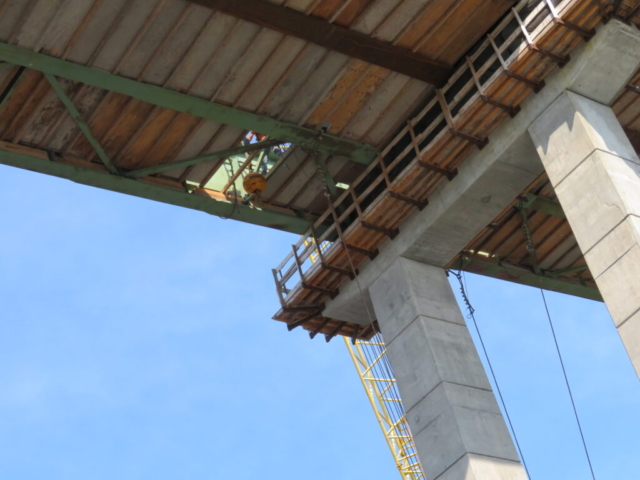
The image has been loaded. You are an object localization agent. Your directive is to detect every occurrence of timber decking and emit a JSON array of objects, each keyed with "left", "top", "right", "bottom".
[{"left": 271, "top": 0, "right": 630, "bottom": 340}]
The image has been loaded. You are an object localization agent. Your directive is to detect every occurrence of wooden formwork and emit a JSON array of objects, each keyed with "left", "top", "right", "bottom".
[
  {"left": 271, "top": 0, "right": 611, "bottom": 341},
  {"left": 453, "top": 41, "right": 640, "bottom": 300}
]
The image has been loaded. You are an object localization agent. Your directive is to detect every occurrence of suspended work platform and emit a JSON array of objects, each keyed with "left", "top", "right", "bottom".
[
  {"left": 2, "top": 1, "right": 640, "bottom": 479},
  {"left": 271, "top": 0, "right": 640, "bottom": 340}
]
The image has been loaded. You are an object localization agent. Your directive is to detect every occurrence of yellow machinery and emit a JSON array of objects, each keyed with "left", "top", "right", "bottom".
[
  {"left": 344, "top": 334, "right": 425, "bottom": 480},
  {"left": 304, "top": 237, "right": 424, "bottom": 478},
  {"left": 243, "top": 171, "right": 267, "bottom": 195}
]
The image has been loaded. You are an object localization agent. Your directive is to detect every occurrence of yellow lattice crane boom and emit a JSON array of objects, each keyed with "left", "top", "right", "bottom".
[
  {"left": 305, "top": 237, "right": 424, "bottom": 478},
  {"left": 345, "top": 335, "right": 425, "bottom": 480}
]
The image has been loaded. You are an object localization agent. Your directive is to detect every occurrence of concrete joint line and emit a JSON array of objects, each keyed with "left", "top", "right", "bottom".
[
  {"left": 615, "top": 304, "right": 640, "bottom": 330},
  {"left": 551, "top": 147, "right": 640, "bottom": 190},
  {"left": 405, "top": 380, "right": 495, "bottom": 436},
  {"left": 613, "top": 26, "right": 640, "bottom": 45},
  {"left": 433, "top": 453, "right": 470, "bottom": 480},
  {"left": 385, "top": 312, "right": 469, "bottom": 346},
  {"left": 529, "top": 89, "right": 567, "bottom": 126},
  {"left": 582, "top": 214, "right": 627, "bottom": 257},
  {"left": 582, "top": 213, "right": 634, "bottom": 266},
  {"left": 453, "top": 403, "right": 507, "bottom": 417},
  {"left": 384, "top": 314, "right": 424, "bottom": 346},
  {"left": 540, "top": 148, "right": 592, "bottom": 189},
  {"left": 594, "top": 244, "right": 634, "bottom": 281},
  {"left": 433, "top": 452, "right": 523, "bottom": 480},
  {"left": 405, "top": 380, "right": 447, "bottom": 425},
  {"left": 410, "top": 408, "right": 443, "bottom": 438},
  {"left": 590, "top": 147, "right": 640, "bottom": 167}
]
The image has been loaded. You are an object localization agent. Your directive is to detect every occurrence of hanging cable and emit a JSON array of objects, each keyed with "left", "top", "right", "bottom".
[
  {"left": 540, "top": 289, "right": 597, "bottom": 480},
  {"left": 313, "top": 151, "right": 412, "bottom": 431},
  {"left": 448, "top": 268, "right": 532, "bottom": 480}
]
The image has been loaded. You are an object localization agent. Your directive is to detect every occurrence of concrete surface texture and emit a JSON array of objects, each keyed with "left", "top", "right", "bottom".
[
  {"left": 326, "top": 18, "right": 640, "bottom": 478},
  {"left": 527, "top": 20, "right": 640, "bottom": 377},
  {"left": 529, "top": 91, "right": 640, "bottom": 376},
  {"left": 369, "top": 258, "right": 528, "bottom": 480},
  {"left": 324, "top": 19, "right": 640, "bottom": 326}
]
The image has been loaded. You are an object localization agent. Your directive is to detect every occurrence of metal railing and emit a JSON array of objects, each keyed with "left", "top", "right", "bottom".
[{"left": 272, "top": 0, "right": 598, "bottom": 310}]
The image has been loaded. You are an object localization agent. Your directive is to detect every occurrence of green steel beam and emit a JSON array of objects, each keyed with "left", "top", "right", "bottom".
[
  {"left": 545, "top": 264, "right": 589, "bottom": 278},
  {"left": 127, "top": 138, "right": 284, "bottom": 178},
  {"left": 0, "top": 147, "right": 313, "bottom": 234},
  {"left": 0, "top": 65, "right": 25, "bottom": 111},
  {"left": 0, "top": 42, "right": 378, "bottom": 165},
  {"left": 522, "top": 193, "right": 565, "bottom": 218},
  {"left": 459, "top": 254, "right": 602, "bottom": 302},
  {"left": 44, "top": 73, "right": 120, "bottom": 175}
]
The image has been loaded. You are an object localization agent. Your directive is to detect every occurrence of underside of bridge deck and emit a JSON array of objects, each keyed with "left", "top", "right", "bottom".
[
  {"left": 272, "top": 0, "right": 640, "bottom": 340},
  {"left": 1, "top": 0, "right": 640, "bottom": 341}
]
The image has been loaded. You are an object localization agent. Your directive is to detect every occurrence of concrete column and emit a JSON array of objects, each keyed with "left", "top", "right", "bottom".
[
  {"left": 369, "top": 258, "right": 527, "bottom": 480},
  {"left": 529, "top": 91, "right": 640, "bottom": 376}
]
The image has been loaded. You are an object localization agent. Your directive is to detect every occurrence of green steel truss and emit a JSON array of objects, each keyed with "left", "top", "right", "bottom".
[
  {"left": 0, "top": 41, "right": 383, "bottom": 234},
  {"left": 0, "top": 42, "right": 378, "bottom": 165},
  {"left": 458, "top": 254, "right": 602, "bottom": 302},
  {"left": 0, "top": 146, "right": 312, "bottom": 234}
]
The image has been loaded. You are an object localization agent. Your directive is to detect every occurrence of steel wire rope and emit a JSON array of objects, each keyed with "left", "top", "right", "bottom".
[
  {"left": 378, "top": 344, "right": 410, "bottom": 422},
  {"left": 359, "top": 334, "right": 420, "bottom": 477},
  {"left": 449, "top": 268, "right": 532, "bottom": 480},
  {"left": 350, "top": 280, "right": 407, "bottom": 427},
  {"left": 361, "top": 335, "right": 406, "bottom": 427},
  {"left": 539, "top": 289, "right": 597, "bottom": 480},
  {"left": 312, "top": 150, "right": 416, "bottom": 460},
  {"left": 359, "top": 335, "right": 401, "bottom": 414}
]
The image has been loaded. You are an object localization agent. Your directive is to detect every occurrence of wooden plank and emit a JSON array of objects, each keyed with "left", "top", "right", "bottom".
[
  {"left": 189, "top": 0, "right": 453, "bottom": 86},
  {"left": 270, "top": 0, "right": 605, "bottom": 338}
]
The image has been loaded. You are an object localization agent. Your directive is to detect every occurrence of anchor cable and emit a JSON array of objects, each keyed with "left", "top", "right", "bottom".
[
  {"left": 540, "top": 289, "right": 597, "bottom": 480},
  {"left": 449, "top": 268, "right": 532, "bottom": 479}
]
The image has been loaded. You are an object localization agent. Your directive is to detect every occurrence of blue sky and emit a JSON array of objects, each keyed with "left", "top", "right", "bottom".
[{"left": 0, "top": 165, "right": 638, "bottom": 480}]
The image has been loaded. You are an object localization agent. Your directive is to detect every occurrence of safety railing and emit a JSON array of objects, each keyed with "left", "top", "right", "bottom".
[{"left": 272, "top": 0, "right": 604, "bottom": 337}]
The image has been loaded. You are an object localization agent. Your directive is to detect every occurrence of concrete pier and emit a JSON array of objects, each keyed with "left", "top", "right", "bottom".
[
  {"left": 527, "top": 19, "right": 640, "bottom": 376},
  {"left": 321, "top": 18, "right": 640, "bottom": 478},
  {"left": 325, "top": 19, "right": 640, "bottom": 375},
  {"left": 369, "top": 258, "right": 528, "bottom": 480},
  {"left": 530, "top": 92, "right": 640, "bottom": 376}
]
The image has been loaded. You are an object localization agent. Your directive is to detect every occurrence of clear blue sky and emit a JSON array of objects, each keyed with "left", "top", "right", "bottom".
[{"left": 0, "top": 165, "right": 638, "bottom": 480}]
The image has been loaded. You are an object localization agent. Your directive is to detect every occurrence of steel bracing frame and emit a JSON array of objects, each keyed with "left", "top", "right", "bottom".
[
  {"left": 0, "top": 42, "right": 377, "bottom": 165},
  {"left": 458, "top": 254, "right": 602, "bottom": 302},
  {"left": 0, "top": 40, "right": 382, "bottom": 234},
  {"left": 0, "top": 144, "right": 312, "bottom": 233}
]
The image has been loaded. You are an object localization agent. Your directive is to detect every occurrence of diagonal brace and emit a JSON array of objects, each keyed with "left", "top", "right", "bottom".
[
  {"left": 0, "top": 43, "right": 378, "bottom": 164},
  {"left": 45, "top": 73, "right": 120, "bottom": 175},
  {"left": 126, "top": 138, "right": 284, "bottom": 178}
]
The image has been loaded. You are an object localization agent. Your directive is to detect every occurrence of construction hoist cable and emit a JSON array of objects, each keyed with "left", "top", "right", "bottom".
[
  {"left": 540, "top": 289, "right": 597, "bottom": 480},
  {"left": 448, "top": 268, "right": 532, "bottom": 480},
  {"left": 313, "top": 152, "right": 427, "bottom": 477}
]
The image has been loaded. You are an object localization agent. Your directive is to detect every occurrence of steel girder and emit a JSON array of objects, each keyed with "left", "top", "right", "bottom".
[
  {"left": 0, "top": 146, "right": 312, "bottom": 234},
  {"left": 0, "top": 42, "right": 378, "bottom": 165},
  {"left": 459, "top": 254, "right": 602, "bottom": 302}
]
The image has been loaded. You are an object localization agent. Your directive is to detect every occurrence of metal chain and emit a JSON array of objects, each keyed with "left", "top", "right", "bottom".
[
  {"left": 516, "top": 201, "right": 542, "bottom": 275},
  {"left": 314, "top": 152, "right": 332, "bottom": 199},
  {"left": 448, "top": 268, "right": 532, "bottom": 479}
]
